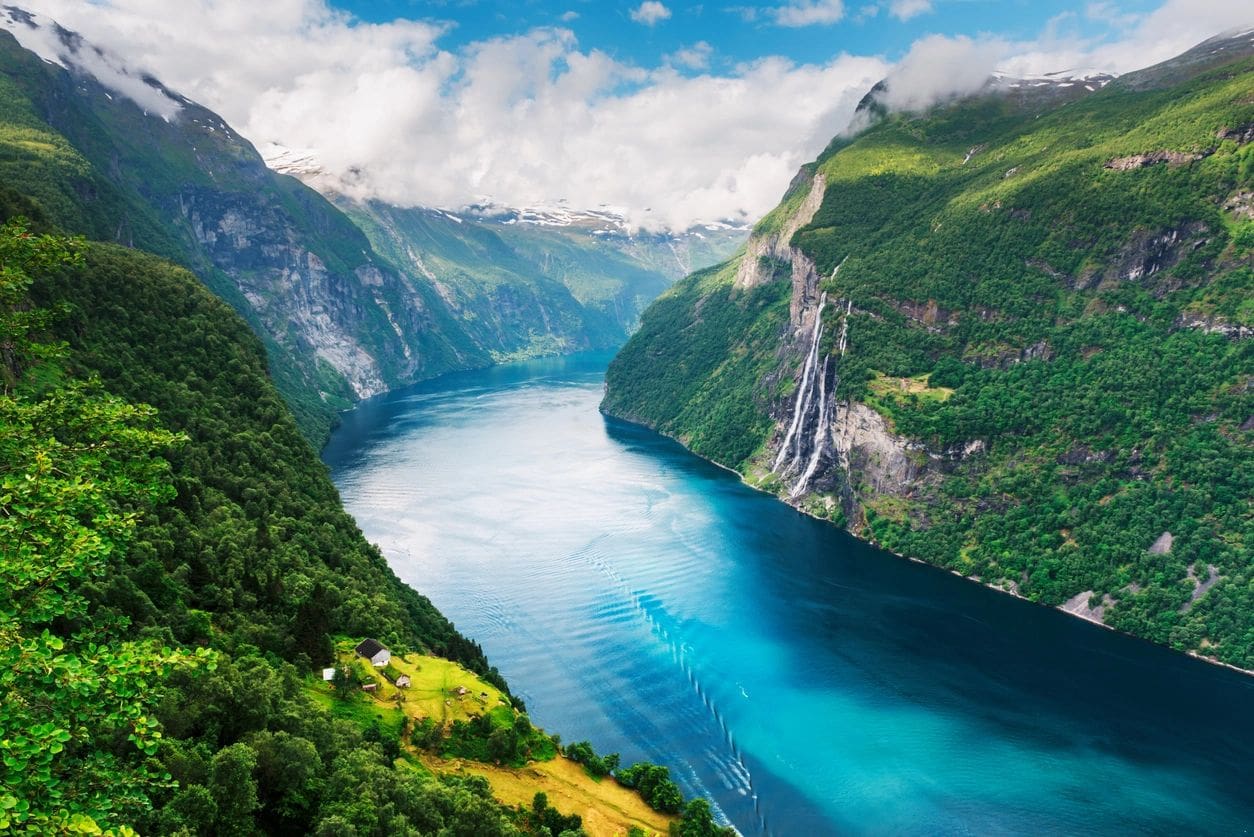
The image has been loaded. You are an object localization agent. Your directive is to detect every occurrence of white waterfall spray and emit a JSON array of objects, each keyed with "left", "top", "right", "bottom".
[
  {"left": 772, "top": 291, "right": 826, "bottom": 473},
  {"left": 838, "top": 298, "right": 852, "bottom": 355},
  {"left": 792, "top": 354, "right": 832, "bottom": 497},
  {"left": 774, "top": 258, "right": 851, "bottom": 492},
  {"left": 791, "top": 299, "right": 854, "bottom": 496}
]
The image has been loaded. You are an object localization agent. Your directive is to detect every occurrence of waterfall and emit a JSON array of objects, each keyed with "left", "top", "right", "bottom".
[
  {"left": 772, "top": 291, "right": 826, "bottom": 473},
  {"left": 776, "top": 293, "right": 854, "bottom": 497},
  {"left": 774, "top": 258, "right": 850, "bottom": 485},
  {"left": 837, "top": 298, "right": 852, "bottom": 356},
  {"left": 792, "top": 354, "right": 833, "bottom": 497}
]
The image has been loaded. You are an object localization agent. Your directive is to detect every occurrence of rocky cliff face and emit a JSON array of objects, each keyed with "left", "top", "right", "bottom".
[
  {"left": 0, "top": 17, "right": 493, "bottom": 440},
  {"left": 734, "top": 170, "right": 825, "bottom": 300}
]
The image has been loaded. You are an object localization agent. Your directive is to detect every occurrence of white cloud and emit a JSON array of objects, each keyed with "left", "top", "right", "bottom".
[
  {"left": 887, "top": 0, "right": 933, "bottom": 22},
  {"left": 7, "top": 0, "right": 884, "bottom": 230},
  {"left": 630, "top": 2, "right": 672, "bottom": 26},
  {"left": 4, "top": 0, "right": 1251, "bottom": 232},
  {"left": 770, "top": 0, "right": 846, "bottom": 27},
  {"left": 668, "top": 41, "right": 714, "bottom": 70},
  {"left": 559, "top": 11, "right": 580, "bottom": 23},
  {"left": 878, "top": 34, "right": 1006, "bottom": 111},
  {"left": 999, "top": 0, "right": 1254, "bottom": 76}
]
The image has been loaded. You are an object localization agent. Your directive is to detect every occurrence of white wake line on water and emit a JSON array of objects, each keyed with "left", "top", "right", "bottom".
[{"left": 570, "top": 534, "right": 771, "bottom": 836}]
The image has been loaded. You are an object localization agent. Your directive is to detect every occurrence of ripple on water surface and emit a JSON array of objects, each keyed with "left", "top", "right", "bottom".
[{"left": 324, "top": 354, "right": 1254, "bottom": 836}]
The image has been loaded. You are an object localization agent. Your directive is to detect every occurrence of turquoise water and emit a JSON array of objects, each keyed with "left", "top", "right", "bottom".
[{"left": 323, "top": 353, "right": 1254, "bottom": 835}]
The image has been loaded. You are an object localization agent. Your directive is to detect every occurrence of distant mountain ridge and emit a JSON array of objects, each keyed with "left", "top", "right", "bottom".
[
  {"left": 0, "top": 8, "right": 743, "bottom": 442},
  {"left": 263, "top": 142, "right": 746, "bottom": 362},
  {"left": 603, "top": 30, "right": 1254, "bottom": 670}
]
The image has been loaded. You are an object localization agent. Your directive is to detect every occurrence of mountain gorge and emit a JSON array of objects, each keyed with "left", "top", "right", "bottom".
[
  {"left": 604, "top": 31, "right": 1254, "bottom": 670},
  {"left": 329, "top": 197, "right": 743, "bottom": 363},
  {"left": 0, "top": 9, "right": 741, "bottom": 443},
  {"left": 0, "top": 9, "right": 738, "bottom": 835}
]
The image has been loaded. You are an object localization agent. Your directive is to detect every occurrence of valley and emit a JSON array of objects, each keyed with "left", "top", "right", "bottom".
[{"left": 0, "top": 3, "right": 1250, "bottom": 835}]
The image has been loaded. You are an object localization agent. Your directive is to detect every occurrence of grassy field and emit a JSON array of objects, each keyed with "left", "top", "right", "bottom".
[
  {"left": 430, "top": 754, "right": 675, "bottom": 837},
  {"left": 329, "top": 639, "right": 512, "bottom": 724},
  {"left": 308, "top": 642, "right": 671, "bottom": 835}
]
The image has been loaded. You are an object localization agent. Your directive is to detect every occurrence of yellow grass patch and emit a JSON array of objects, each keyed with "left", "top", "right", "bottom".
[
  {"left": 867, "top": 372, "right": 954, "bottom": 403},
  {"left": 318, "top": 643, "right": 671, "bottom": 834},
  {"left": 429, "top": 754, "right": 675, "bottom": 837}
]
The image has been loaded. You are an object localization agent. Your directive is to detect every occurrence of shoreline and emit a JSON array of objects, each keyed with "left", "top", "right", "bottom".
[{"left": 599, "top": 407, "right": 1254, "bottom": 681}]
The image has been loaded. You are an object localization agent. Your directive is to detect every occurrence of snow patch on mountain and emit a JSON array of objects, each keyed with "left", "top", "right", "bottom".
[
  {"left": 992, "top": 69, "right": 1118, "bottom": 91},
  {"left": 263, "top": 142, "right": 749, "bottom": 241},
  {"left": 0, "top": 5, "right": 182, "bottom": 120}
]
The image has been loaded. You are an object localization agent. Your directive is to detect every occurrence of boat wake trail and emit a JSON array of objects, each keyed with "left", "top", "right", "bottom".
[{"left": 571, "top": 534, "right": 771, "bottom": 836}]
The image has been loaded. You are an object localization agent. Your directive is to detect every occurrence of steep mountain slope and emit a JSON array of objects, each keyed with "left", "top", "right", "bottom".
[
  {"left": 2, "top": 178, "right": 726, "bottom": 837},
  {"left": 337, "top": 201, "right": 652, "bottom": 359},
  {"left": 0, "top": 203, "right": 506, "bottom": 831},
  {"left": 262, "top": 143, "right": 746, "bottom": 361},
  {"left": 0, "top": 13, "right": 492, "bottom": 443},
  {"left": 604, "top": 32, "right": 1254, "bottom": 669}
]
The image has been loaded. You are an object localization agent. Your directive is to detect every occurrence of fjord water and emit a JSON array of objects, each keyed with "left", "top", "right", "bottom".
[{"left": 324, "top": 354, "right": 1254, "bottom": 835}]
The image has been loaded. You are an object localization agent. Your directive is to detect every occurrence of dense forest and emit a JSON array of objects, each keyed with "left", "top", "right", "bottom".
[
  {"left": 0, "top": 199, "right": 728, "bottom": 834},
  {"left": 605, "top": 39, "right": 1254, "bottom": 668}
]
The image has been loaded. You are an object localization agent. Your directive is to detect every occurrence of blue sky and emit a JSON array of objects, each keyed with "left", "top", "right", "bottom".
[{"left": 335, "top": 0, "right": 1165, "bottom": 72}]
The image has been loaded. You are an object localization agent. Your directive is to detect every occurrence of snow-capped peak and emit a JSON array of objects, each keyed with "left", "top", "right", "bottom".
[
  {"left": 260, "top": 142, "right": 325, "bottom": 178},
  {"left": 0, "top": 6, "right": 183, "bottom": 121}
]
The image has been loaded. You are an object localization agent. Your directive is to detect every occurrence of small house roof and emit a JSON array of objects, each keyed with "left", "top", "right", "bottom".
[
  {"left": 322, "top": 668, "right": 336, "bottom": 681},
  {"left": 354, "top": 638, "right": 387, "bottom": 659}
]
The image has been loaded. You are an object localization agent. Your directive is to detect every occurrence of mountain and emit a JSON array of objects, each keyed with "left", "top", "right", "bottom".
[
  {"left": 603, "top": 31, "right": 1254, "bottom": 670},
  {"left": 0, "top": 16, "right": 731, "bottom": 837},
  {"left": 266, "top": 146, "right": 746, "bottom": 362},
  {"left": 0, "top": 10, "right": 499, "bottom": 443},
  {"left": 0, "top": 10, "right": 744, "bottom": 444},
  {"left": 329, "top": 199, "right": 744, "bottom": 361}
]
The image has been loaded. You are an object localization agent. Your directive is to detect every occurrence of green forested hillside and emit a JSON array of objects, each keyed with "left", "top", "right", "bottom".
[
  {"left": 0, "top": 203, "right": 513, "bottom": 831},
  {"left": 335, "top": 199, "right": 744, "bottom": 363},
  {"left": 605, "top": 38, "right": 1254, "bottom": 668},
  {"left": 1, "top": 211, "right": 728, "bottom": 834},
  {"left": 340, "top": 201, "right": 633, "bottom": 360},
  {"left": 3, "top": 162, "right": 743, "bottom": 837},
  {"left": 0, "top": 25, "right": 491, "bottom": 444}
]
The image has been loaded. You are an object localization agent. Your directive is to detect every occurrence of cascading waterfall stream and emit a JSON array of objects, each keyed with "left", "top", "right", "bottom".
[
  {"left": 772, "top": 291, "right": 826, "bottom": 473},
  {"left": 791, "top": 298, "right": 853, "bottom": 497},
  {"left": 774, "top": 258, "right": 850, "bottom": 478},
  {"left": 791, "top": 355, "right": 832, "bottom": 497}
]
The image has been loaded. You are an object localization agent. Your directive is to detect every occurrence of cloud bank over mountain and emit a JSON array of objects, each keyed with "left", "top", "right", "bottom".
[{"left": 8, "top": 0, "right": 1251, "bottom": 230}]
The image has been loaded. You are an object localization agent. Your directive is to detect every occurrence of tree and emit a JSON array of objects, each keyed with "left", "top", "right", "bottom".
[
  {"left": 0, "top": 219, "right": 207, "bottom": 833},
  {"left": 677, "top": 798, "right": 735, "bottom": 836},
  {"left": 210, "top": 743, "right": 259, "bottom": 835},
  {"left": 252, "top": 731, "right": 323, "bottom": 832},
  {"left": 332, "top": 664, "right": 361, "bottom": 699},
  {"left": 487, "top": 726, "right": 518, "bottom": 764}
]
